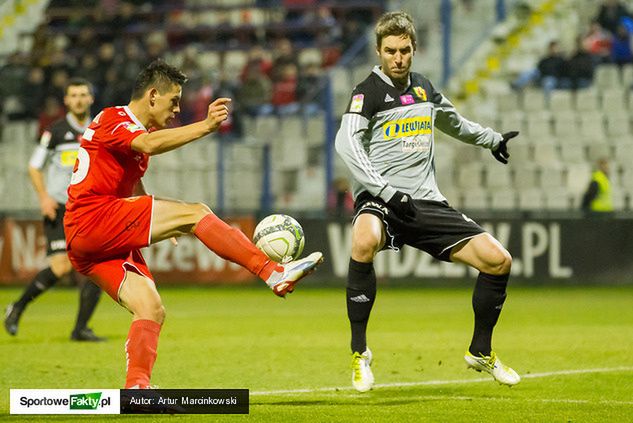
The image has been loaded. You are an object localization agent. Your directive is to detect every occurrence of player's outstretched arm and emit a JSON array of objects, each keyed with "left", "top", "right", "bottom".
[{"left": 131, "top": 98, "right": 231, "bottom": 155}]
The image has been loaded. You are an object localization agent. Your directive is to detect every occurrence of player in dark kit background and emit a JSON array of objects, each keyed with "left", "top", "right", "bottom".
[
  {"left": 4, "top": 78, "right": 105, "bottom": 342},
  {"left": 335, "top": 11, "right": 520, "bottom": 392}
]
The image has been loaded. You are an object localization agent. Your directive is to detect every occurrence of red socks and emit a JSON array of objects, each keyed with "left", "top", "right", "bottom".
[
  {"left": 124, "top": 319, "right": 161, "bottom": 389},
  {"left": 193, "top": 213, "right": 279, "bottom": 281}
]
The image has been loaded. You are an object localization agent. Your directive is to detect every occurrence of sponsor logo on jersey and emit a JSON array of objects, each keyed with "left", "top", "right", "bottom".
[
  {"left": 350, "top": 94, "right": 364, "bottom": 112},
  {"left": 413, "top": 86, "right": 427, "bottom": 101},
  {"left": 124, "top": 122, "right": 143, "bottom": 133},
  {"left": 400, "top": 94, "right": 415, "bottom": 105},
  {"left": 383, "top": 117, "right": 432, "bottom": 139},
  {"left": 60, "top": 150, "right": 78, "bottom": 167}
]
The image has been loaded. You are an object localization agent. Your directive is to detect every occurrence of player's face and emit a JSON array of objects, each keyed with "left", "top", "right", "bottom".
[
  {"left": 64, "top": 85, "right": 94, "bottom": 117},
  {"left": 151, "top": 84, "right": 182, "bottom": 128},
  {"left": 377, "top": 35, "right": 415, "bottom": 85}
]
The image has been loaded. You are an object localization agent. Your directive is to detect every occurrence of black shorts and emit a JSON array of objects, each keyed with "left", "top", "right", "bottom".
[
  {"left": 43, "top": 203, "right": 67, "bottom": 256},
  {"left": 353, "top": 191, "right": 485, "bottom": 262}
]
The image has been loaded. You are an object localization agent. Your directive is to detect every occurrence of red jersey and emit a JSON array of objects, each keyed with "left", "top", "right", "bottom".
[{"left": 65, "top": 106, "right": 150, "bottom": 238}]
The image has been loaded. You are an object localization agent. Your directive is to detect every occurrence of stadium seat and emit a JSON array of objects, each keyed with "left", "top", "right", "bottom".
[
  {"left": 539, "top": 165, "right": 566, "bottom": 188},
  {"left": 544, "top": 188, "right": 572, "bottom": 210},
  {"left": 525, "top": 114, "right": 553, "bottom": 138},
  {"left": 508, "top": 143, "right": 532, "bottom": 162},
  {"left": 484, "top": 164, "right": 513, "bottom": 189},
  {"left": 254, "top": 116, "right": 279, "bottom": 143},
  {"left": 513, "top": 164, "right": 539, "bottom": 189},
  {"left": 577, "top": 113, "right": 606, "bottom": 140},
  {"left": 533, "top": 142, "right": 560, "bottom": 165},
  {"left": 299, "top": 48, "right": 323, "bottom": 66},
  {"left": 462, "top": 189, "right": 489, "bottom": 210},
  {"left": 490, "top": 189, "right": 517, "bottom": 210},
  {"left": 498, "top": 111, "right": 525, "bottom": 134},
  {"left": 518, "top": 188, "right": 545, "bottom": 211},
  {"left": 305, "top": 115, "right": 325, "bottom": 147},
  {"left": 559, "top": 143, "right": 587, "bottom": 163},
  {"left": 553, "top": 113, "right": 579, "bottom": 137},
  {"left": 565, "top": 163, "right": 592, "bottom": 197},
  {"left": 594, "top": 64, "right": 620, "bottom": 89},
  {"left": 456, "top": 163, "right": 484, "bottom": 189},
  {"left": 586, "top": 142, "right": 611, "bottom": 161},
  {"left": 610, "top": 186, "right": 628, "bottom": 211},
  {"left": 522, "top": 89, "right": 546, "bottom": 112},
  {"left": 601, "top": 89, "right": 627, "bottom": 111},
  {"left": 549, "top": 90, "right": 573, "bottom": 110},
  {"left": 622, "top": 64, "right": 633, "bottom": 89},
  {"left": 574, "top": 88, "right": 600, "bottom": 112},
  {"left": 496, "top": 92, "right": 521, "bottom": 111},
  {"left": 605, "top": 115, "right": 631, "bottom": 137},
  {"left": 613, "top": 143, "right": 633, "bottom": 168}
]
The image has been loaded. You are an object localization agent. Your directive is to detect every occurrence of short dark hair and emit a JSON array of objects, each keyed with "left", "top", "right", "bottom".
[
  {"left": 131, "top": 59, "right": 188, "bottom": 100},
  {"left": 65, "top": 77, "right": 94, "bottom": 96},
  {"left": 375, "top": 11, "right": 417, "bottom": 50}
]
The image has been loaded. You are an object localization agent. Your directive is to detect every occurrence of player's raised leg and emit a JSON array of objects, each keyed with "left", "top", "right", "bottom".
[
  {"left": 117, "top": 270, "right": 164, "bottom": 389},
  {"left": 450, "top": 233, "right": 520, "bottom": 386},
  {"left": 348, "top": 213, "right": 385, "bottom": 392},
  {"left": 150, "top": 199, "right": 323, "bottom": 297}
]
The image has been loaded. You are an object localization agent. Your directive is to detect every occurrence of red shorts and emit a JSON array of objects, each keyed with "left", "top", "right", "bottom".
[{"left": 66, "top": 195, "right": 155, "bottom": 301}]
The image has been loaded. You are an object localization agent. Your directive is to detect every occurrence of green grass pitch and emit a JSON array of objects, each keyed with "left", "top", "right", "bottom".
[{"left": 1, "top": 284, "right": 633, "bottom": 422}]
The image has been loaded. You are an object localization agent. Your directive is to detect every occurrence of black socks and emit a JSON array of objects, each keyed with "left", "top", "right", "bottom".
[
  {"left": 347, "top": 259, "right": 376, "bottom": 354},
  {"left": 469, "top": 272, "right": 509, "bottom": 356},
  {"left": 74, "top": 280, "right": 102, "bottom": 332},
  {"left": 15, "top": 267, "right": 58, "bottom": 308}
]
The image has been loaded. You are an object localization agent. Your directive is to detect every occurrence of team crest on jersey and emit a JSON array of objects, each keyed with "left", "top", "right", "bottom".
[
  {"left": 413, "top": 86, "right": 427, "bottom": 101},
  {"left": 350, "top": 94, "right": 364, "bottom": 112}
]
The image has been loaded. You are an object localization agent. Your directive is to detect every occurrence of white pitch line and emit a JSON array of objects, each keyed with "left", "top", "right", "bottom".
[{"left": 250, "top": 366, "right": 633, "bottom": 396}]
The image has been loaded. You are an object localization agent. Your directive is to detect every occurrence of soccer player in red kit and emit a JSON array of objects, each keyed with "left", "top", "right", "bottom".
[{"left": 64, "top": 60, "right": 323, "bottom": 388}]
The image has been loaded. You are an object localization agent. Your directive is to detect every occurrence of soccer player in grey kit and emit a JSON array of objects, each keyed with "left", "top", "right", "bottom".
[
  {"left": 335, "top": 11, "right": 520, "bottom": 392},
  {"left": 4, "top": 78, "right": 104, "bottom": 341}
]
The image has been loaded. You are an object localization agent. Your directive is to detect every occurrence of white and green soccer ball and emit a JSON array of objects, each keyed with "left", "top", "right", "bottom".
[{"left": 253, "top": 214, "right": 305, "bottom": 263}]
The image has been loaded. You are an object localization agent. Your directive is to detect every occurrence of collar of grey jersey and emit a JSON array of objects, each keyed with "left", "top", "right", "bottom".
[
  {"left": 66, "top": 112, "right": 91, "bottom": 133},
  {"left": 372, "top": 65, "right": 411, "bottom": 90},
  {"left": 123, "top": 105, "right": 148, "bottom": 131}
]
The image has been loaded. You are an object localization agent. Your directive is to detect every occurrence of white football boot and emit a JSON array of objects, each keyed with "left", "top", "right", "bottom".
[
  {"left": 266, "top": 252, "right": 324, "bottom": 297},
  {"left": 351, "top": 348, "right": 374, "bottom": 392},
  {"left": 464, "top": 351, "right": 521, "bottom": 386}
]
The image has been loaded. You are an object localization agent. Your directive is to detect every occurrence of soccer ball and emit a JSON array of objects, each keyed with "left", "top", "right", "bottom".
[{"left": 253, "top": 214, "right": 305, "bottom": 263}]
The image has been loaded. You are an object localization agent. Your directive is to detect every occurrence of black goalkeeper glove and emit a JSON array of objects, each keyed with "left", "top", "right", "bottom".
[
  {"left": 387, "top": 190, "right": 416, "bottom": 221},
  {"left": 492, "top": 131, "right": 519, "bottom": 164}
]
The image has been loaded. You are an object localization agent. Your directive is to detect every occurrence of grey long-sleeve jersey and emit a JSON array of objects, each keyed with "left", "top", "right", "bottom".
[
  {"left": 335, "top": 66, "right": 502, "bottom": 203},
  {"left": 28, "top": 113, "right": 90, "bottom": 204}
]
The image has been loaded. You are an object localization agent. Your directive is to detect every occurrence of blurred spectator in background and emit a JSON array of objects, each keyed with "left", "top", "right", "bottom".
[
  {"left": 37, "top": 96, "right": 65, "bottom": 137},
  {"left": 566, "top": 36, "right": 595, "bottom": 89},
  {"left": 297, "top": 61, "right": 325, "bottom": 116},
  {"left": 271, "top": 38, "right": 298, "bottom": 81},
  {"left": 22, "top": 67, "right": 47, "bottom": 120},
  {"left": 511, "top": 40, "right": 567, "bottom": 96},
  {"left": 596, "top": 0, "right": 631, "bottom": 35},
  {"left": 271, "top": 63, "right": 299, "bottom": 115},
  {"left": 611, "top": 24, "right": 633, "bottom": 67},
  {"left": 581, "top": 158, "right": 614, "bottom": 215},
  {"left": 237, "top": 60, "right": 273, "bottom": 117},
  {"left": 240, "top": 46, "right": 273, "bottom": 81},
  {"left": 582, "top": 20, "right": 613, "bottom": 63},
  {"left": 327, "top": 177, "right": 354, "bottom": 217}
]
